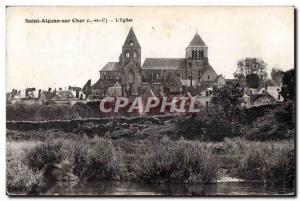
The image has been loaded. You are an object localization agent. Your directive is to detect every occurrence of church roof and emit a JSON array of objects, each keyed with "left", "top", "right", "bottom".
[
  {"left": 123, "top": 27, "right": 141, "bottom": 48},
  {"left": 187, "top": 33, "right": 207, "bottom": 47},
  {"left": 100, "top": 62, "right": 121, "bottom": 71},
  {"left": 142, "top": 58, "right": 186, "bottom": 70}
]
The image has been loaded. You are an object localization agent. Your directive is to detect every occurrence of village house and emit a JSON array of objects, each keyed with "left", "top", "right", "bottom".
[
  {"left": 242, "top": 84, "right": 283, "bottom": 108},
  {"left": 7, "top": 86, "right": 86, "bottom": 106}
]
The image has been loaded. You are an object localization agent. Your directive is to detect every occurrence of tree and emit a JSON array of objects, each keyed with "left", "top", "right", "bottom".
[
  {"left": 210, "top": 83, "right": 244, "bottom": 119},
  {"left": 234, "top": 58, "right": 268, "bottom": 82},
  {"left": 281, "top": 69, "right": 295, "bottom": 101},
  {"left": 246, "top": 74, "right": 261, "bottom": 88},
  {"left": 271, "top": 67, "right": 284, "bottom": 85}
]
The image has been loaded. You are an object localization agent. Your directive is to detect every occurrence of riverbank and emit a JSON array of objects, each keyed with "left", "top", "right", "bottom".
[{"left": 7, "top": 131, "right": 295, "bottom": 195}]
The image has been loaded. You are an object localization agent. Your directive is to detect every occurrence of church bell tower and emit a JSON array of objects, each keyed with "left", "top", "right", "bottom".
[
  {"left": 186, "top": 32, "right": 209, "bottom": 80},
  {"left": 119, "top": 27, "right": 141, "bottom": 67}
]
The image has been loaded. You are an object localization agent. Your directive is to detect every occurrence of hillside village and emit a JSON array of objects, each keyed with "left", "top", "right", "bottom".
[{"left": 6, "top": 28, "right": 284, "bottom": 109}]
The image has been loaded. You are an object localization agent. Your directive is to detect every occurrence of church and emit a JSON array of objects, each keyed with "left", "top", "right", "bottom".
[{"left": 90, "top": 27, "right": 225, "bottom": 98}]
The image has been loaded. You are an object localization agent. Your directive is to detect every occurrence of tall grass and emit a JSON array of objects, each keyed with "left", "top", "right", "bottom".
[
  {"left": 237, "top": 141, "right": 295, "bottom": 185},
  {"left": 72, "top": 137, "right": 124, "bottom": 180},
  {"left": 7, "top": 134, "right": 295, "bottom": 193},
  {"left": 133, "top": 137, "right": 219, "bottom": 183},
  {"left": 7, "top": 158, "right": 41, "bottom": 192}
]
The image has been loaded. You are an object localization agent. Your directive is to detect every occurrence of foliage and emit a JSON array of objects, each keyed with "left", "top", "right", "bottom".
[
  {"left": 6, "top": 103, "right": 95, "bottom": 121},
  {"left": 72, "top": 137, "right": 124, "bottom": 180},
  {"left": 25, "top": 141, "right": 64, "bottom": 171},
  {"left": 270, "top": 67, "right": 283, "bottom": 85},
  {"left": 7, "top": 158, "right": 41, "bottom": 192},
  {"left": 246, "top": 101, "right": 295, "bottom": 141},
  {"left": 281, "top": 69, "right": 295, "bottom": 101},
  {"left": 210, "top": 83, "right": 244, "bottom": 119},
  {"left": 246, "top": 73, "right": 261, "bottom": 88},
  {"left": 7, "top": 135, "right": 295, "bottom": 192},
  {"left": 236, "top": 140, "right": 295, "bottom": 185},
  {"left": 133, "top": 137, "right": 219, "bottom": 183},
  {"left": 234, "top": 58, "right": 268, "bottom": 81},
  {"left": 176, "top": 114, "right": 244, "bottom": 141}
]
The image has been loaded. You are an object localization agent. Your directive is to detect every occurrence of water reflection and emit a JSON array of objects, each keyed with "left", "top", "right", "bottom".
[{"left": 48, "top": 181, "right": 294, "bottom": 196}]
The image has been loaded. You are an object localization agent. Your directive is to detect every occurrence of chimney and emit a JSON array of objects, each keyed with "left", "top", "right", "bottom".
[
  {"left": 48, "top": 87, "right": 52, "bottom": 92},
  {"left": 38, "top": 89, "right": 41, "bottom": 98}
]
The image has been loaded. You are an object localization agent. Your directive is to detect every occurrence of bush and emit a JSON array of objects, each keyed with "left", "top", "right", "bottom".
[
  {"left": 134, "top": 137, "right": 219, "bottom": 183},
  {"left": 72, "top": 137, "right": 124, "bottom": 181},
  {"left": 246, "top": 101, "right": 295, "bottom": 141},
  {"left": 176, "top": 115, "right": 243, "bottom": 141},
  {"left": 25, "top": 141, "right": 63, "bottom": 171},
  {"left": 7, "top": 160, "right": 40, "bottom": 192},
  {"left": 236, "top": 140, "right": 295, "bottom": 185}
]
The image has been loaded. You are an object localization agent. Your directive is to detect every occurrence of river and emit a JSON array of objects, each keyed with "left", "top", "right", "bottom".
[{"left": 42, "top": 180, "right": 294, "bottom": 196}]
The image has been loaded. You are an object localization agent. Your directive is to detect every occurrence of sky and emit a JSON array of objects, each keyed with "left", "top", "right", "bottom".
[{"left": 6, "top": 6, "right": 294, "bottom": 91}]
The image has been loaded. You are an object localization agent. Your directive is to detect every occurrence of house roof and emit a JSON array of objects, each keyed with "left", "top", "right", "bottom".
[
  {"left": 187, "top": 33, "right": 207, "bottom": 47},
  {"left": 265, "top": 88, "right": 283, "bottom": 102},
  {"left": 142, "top": 58, "right": 186, "bottom": 70},
  {"left": 250, "top": 91, "right": 281, "bottom": 103},
  {"left": 100, "top": 62, "right": 121, "bottom": 71},
  {"left": 123, "top": 27, "right": 141, "bottom": 48},
  {"left": 101, "top": 79, "right": 119, "bottom": 88},
  {"left": 41, "top": 91, "right": 56, "bottom": 100},
  {"left": 69, "top": 86, "right": 82, "bottom": 91},
  {"left": 92, "top": 79, "right": 105, "bottom": 89},
  {"left": 111, "top": 82, "right": 122, "bottom": 88},
  {"left": 51, "top": 90, "right": 74, "bottom": 101},
  {"left": 265, "top": 79, "right": 281, "bottom": 87}
]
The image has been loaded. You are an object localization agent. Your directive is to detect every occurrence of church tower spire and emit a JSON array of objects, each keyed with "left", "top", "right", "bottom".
[
  {"left": 119, "top": 27, "right": 141, "bottom": 67},
  {"left": 186, "top": 32, "right": 208, "bottom": 60}
]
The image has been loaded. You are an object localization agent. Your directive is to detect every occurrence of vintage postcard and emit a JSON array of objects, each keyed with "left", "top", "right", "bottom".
[{"left": 6, "top": 6, "right": 295, "bottom": 196}]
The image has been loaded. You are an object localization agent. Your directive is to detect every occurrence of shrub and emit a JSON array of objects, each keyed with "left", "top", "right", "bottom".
[
  {"left": 246, "top": 101, "right": 295, "bottom": 141},
  {"left": 25, "top": 141, "right": 63, "bottom": 171},
  {"left": 72, "top": 102, "right": 94, "bottom": 118},
  {"left": 176, "top": 115, "right": 243, "bottom": 141},
  {"left": 72, "top": 137, "right": 124, "bottom": 181},
  {"left": 134, "top": 137, "right": 219, "bottom": 183},
  {"left": 7, "top": 159, "right": 40, "bottom": 192},
  {"left": 236, "top": 140, "right": 295, "bottom": 185}
]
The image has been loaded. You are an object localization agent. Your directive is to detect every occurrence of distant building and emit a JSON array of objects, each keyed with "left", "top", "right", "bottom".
[
  {"left": 91, "top": 27, "right": 225, "bottom": 99},
  {"left": 243, "top": 85, "right": 283, "bottom": 108}
]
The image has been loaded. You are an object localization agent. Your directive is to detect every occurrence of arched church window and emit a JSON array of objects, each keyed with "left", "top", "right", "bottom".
[
  {"left": 126, "top": 52, "right": 130, "bottom": 58},
  {"left": 207, "top": 75, "right": 210, "bottom": 80},
  {"left": 133, "top": 52, "right": 138, "bottom": 58},
  {"left": 192, "top": 50, "right": 195, "bottom": 59},
  {"left": 130, "top": 41, "right": 134, "bottom": 46},
  {"left": 194, "top": 50, "right": 198, "bottom": 59},
  {"left": 198, "top": 50, "right": 201, "bottom": 59}
]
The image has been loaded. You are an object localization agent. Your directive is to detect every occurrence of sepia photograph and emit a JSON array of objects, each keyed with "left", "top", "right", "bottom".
[{"left": 6, "top": 6, "right": 295, "bottom": 196}]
